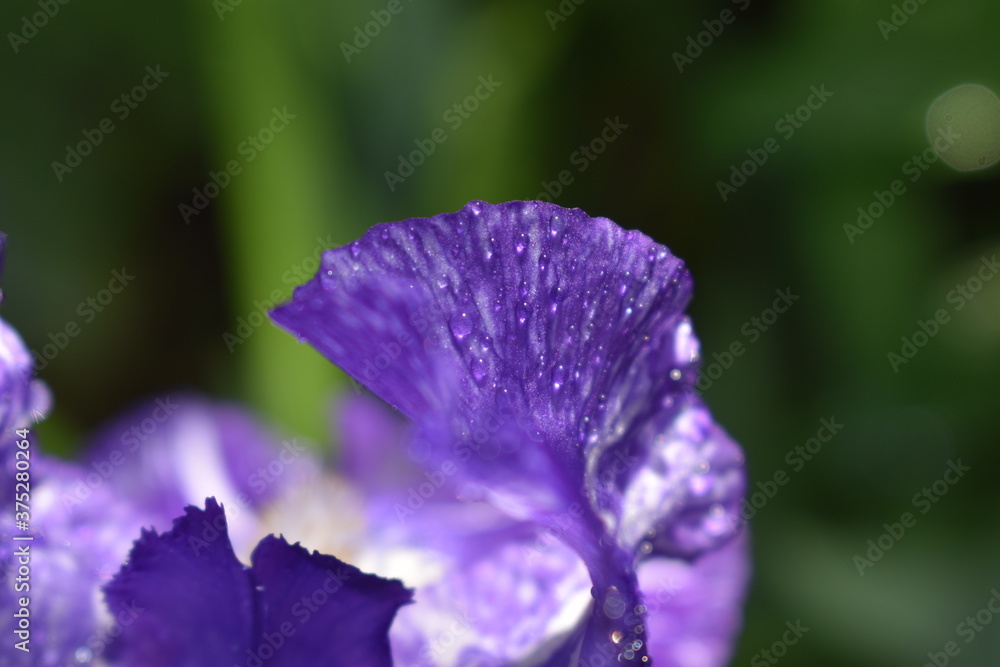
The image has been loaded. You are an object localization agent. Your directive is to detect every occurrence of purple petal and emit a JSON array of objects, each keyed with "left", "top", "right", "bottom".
[
  {"left": 251, "top": 535, "right": 412, "bottom": 667},
  {"left": 336, "top": 393, "right": 423, "bottom": 494},
  {"left": 637, "top": 532, "right": 751, "bottom": 667},
  {"left": 272, "top": 200, "right": 749, "bottom": 663},
  {"left": 1, "top": 457, "right": 145, "bottom": 667},
  {"left": 103, "top": 498, "right": 256, "bottom": 667},
  {"left": 0, "top": 316, "right": 50, "bottom": 438}
]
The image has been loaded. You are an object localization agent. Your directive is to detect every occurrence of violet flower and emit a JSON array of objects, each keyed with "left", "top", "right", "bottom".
[
  {"left": 1, "top": 200, "right": 749, "bottom": 666},
  {"left": 270, "top": 200, "right": 750, "bottom": 665}
]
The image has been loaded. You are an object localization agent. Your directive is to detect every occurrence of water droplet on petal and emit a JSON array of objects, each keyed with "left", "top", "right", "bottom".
[
  {"left": 320, "top": 270, "right": 338, "bottom": 289},
  {"left": 611, "top": 630, "right": 625, "bottom": 644},
  {"left": 449, "top": 314, "right": 472, "bottom": 339},
  {"left": 669, "top": 369, "right": 682, "bottom": 381},
  {"left": 549, "top": 214, "right": 566, "bottom": 238},
  {"left": 470, "top": 357, "right": 488, "bottom": 385},
  {"left": 516, "top": 303, "right": 531, "bottom": 325},
  {"left": 603, "top": 586, "right": 626, "bottom": 619}
]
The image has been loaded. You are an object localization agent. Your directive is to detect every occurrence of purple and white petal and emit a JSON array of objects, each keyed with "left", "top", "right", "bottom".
[
  {"left": 272, "top": 200, "right": 750, "bottom": 662},
  {"left": 81, "top": 396, "right": 318, "bottom": 557}
]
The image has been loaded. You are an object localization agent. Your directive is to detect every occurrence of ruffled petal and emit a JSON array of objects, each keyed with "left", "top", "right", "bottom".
[
  {"left": 617, "top": 399, "right": 746, "bottom": 558},
  {"left": 251, "top": 535, "right": 412, "bottom": 667},
  {"left": 272, "top": 200, "right": 749, "bottom": 664},
  {"left": 103, "top": 498, "right": 257, "bottom": 667}
]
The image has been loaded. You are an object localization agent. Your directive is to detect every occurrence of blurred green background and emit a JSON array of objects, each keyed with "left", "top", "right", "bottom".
[{"left": 2, "top": 0, "right": 998, "bottom": 665}]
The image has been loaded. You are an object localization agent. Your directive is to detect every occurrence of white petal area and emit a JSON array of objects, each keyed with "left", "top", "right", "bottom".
[
  {"left": 618, "top": 403, "right": 744, "bottom": 555},
  {"left": 673, "top": 316, "right": 700, "bottom": 365},
  {"left": 360, "top": 506, "right": 593, "bottom": 667},
  {"left": 173, "top": 411, "right": 263, "bottom": 558},
  {"left": 256, "top": 472, "right": 370, "bottom": 566}
]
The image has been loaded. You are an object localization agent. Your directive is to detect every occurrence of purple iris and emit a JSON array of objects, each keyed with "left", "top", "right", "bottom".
[
  {"left": 0, "top": 200, "right": 748, "bottom": 666},
  {"left": 270, "top": 200, "right": 749, "bottom": 664}
]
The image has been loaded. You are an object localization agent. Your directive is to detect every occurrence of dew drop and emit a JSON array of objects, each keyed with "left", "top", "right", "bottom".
[
  {"left": 549, "top": 214, "right": 566, "bottom": 238},
  {"left": 611, "top": 630, "right": 625, "bottom": 644},
  {"left": 669, "top": 369, "right": 682, "bottom": 381},
  {"left": 552, "top": 364, "right": 567, "bottom": 391},
  {"left": 516, "top": 303, "right": 531, "bottom": 325},
  {"left": 470, "top": 357, "right": 488, "bottom": 385},
  {"left": 450, "top": 314, "right": 473, "bottom": 339},
  {"left": 539, "top": 253, "right": 549, "bottom": 272},
  {"left": 380, "top": 228, "right": 389, "bottom": 240},
  {"left": 603, "top": 586, "right": 626, "bottom": 619},
  {"left": 320, "top": 270, "right": 338, "bottom": 289}
]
